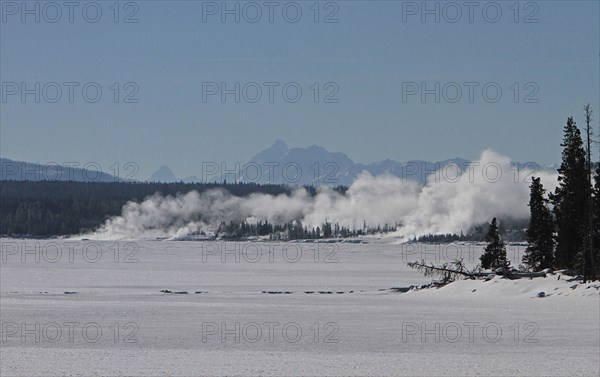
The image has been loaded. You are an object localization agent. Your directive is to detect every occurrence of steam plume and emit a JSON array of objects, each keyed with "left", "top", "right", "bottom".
[{"left": 86, "top": 150, "right": 558, "bottom": 241}]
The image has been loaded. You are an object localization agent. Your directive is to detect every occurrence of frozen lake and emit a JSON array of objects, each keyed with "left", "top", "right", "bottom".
[{"left": 1, "top": 239, "right": 598, "bottom": 376}]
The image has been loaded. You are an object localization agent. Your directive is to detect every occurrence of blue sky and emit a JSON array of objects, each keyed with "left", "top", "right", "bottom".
[{"left": 1, "top": 0, "right": 599, "bottom": 179}]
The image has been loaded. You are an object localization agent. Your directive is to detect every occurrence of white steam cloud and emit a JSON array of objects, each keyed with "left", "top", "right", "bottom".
[{"left": 85, "top": 150, "right": 558, "bottom": 241}]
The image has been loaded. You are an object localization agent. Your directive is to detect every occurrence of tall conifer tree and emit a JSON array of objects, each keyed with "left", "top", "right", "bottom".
[
  {"left": 552, "top": 117, "right": 587, "bottom": 271},
  {"left": 523, "top": 177, "right": 555, "bottom": 271}
]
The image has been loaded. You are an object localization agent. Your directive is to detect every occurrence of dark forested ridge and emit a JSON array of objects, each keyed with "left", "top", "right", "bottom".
[
  {"left": 1, "top": 179, "right": 523, "bottom": 240},
  {"left": 0, "top": 180, "right": 299, "bottom": 237},
  {"left": 0, "top": 158, "right": 123, "bottom": 182}
]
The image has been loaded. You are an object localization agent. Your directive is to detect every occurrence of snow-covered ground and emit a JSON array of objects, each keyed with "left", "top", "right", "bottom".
[{"left": 1, "top": 239, "right": 598, "bottom": 376}]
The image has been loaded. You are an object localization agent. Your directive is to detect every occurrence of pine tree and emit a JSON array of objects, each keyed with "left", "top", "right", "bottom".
[
  {"left": 523, "top": 177, "right": 555, "bottom": 271},
  {"left": 593, "top": 164, "right": 600, "bottom": 277},
  {"left": 582, "top": 104, "right": 596, "bottom": 280},
  {"left": 552, "top": 117, "right": 588, "bottom": 271},
  {"left": 480, "top": 218, "right": 509, "bottom": 270}
]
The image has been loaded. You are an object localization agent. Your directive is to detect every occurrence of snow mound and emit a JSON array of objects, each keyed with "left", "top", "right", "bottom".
[{"left": 410, "top": 273, "right": 600, "bottom": 300}]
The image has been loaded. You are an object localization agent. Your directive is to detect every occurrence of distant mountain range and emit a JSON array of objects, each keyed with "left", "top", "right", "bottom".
[
  {"left": 1, "top": 141, "right": 555, "bottom": 186},
  {"left": 242, "top": 140, "right": 473, "bottom": 186},
  {"left": 147, "top": 140, "right": 551, "bottom": 186},
  {"left": 0, "top": 158, "right": 122, "bottom": 182}
]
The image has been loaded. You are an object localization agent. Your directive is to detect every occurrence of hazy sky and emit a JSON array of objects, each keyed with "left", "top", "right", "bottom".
[{"left": 1, "top": 0, "right": 599, "bottom": 179}]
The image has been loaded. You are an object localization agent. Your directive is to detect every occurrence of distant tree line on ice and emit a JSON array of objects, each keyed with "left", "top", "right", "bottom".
[
  {"left": 216, "top": 219, "right": 398, "bottom": 240},
  {"left": 0, "top": 181, "right": 298, "bottom": 236}
]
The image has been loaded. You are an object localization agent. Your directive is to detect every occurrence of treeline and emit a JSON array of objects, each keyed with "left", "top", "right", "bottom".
[
  {"left": 477, "top": 106, "right": 600, "bottom": 281},
  {"left": 0, "top": 181, "right": 315, "bottom": 237},
  {"left": 521, "top": 107, "right": 600, "bottom": 280},
  {"left": 216, "top": 220, "right": 398, "bottom": 240},
  {"left": 414, "top": 218, "right": 528, "bottom": 243}
]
